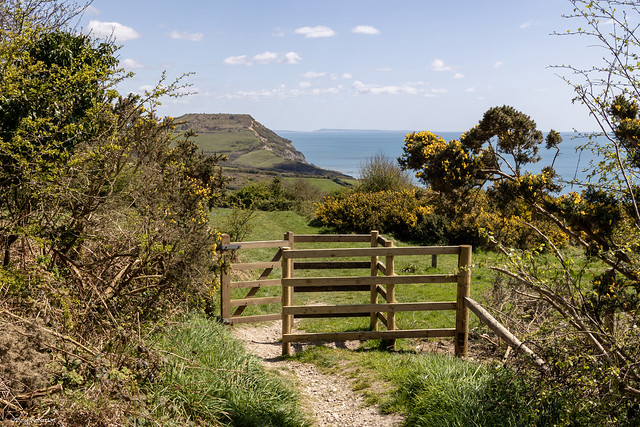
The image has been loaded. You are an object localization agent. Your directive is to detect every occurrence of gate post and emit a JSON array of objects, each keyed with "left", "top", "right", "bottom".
[
  {"left": 384, "top": 239, "right": 396, "bottom": 350},
  {"left": 370, "top": 230, "right": 379, "bottom": 331},
  {"left": 220, "top": 234, "right": 232, "bottom": 322},
  {"left": 455, "top": 245, "right": 472, "bottom": 357},
  {"left": 282, "top": 248, "right": 293, "bottom": 356}
]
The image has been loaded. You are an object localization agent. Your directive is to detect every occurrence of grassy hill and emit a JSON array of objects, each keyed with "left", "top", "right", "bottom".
[{"left": 175, "top": 113, "right": 355, "bottom": 189}]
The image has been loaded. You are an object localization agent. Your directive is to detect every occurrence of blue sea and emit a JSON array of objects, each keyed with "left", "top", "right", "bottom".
[{"left": 278, "top": 130, "right": 596, "bottom": 187}]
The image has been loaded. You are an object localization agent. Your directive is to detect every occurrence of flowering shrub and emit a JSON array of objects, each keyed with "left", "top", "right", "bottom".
[{"left": 315, "top": 189, "right": 433, "bottom": 234}]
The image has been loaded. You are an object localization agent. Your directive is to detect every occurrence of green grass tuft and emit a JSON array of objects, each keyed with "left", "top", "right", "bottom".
[{"left": 145, "top": 314, "right": 311, "bottom": 426}]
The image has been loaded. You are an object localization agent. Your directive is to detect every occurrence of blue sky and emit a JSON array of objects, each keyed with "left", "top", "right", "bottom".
[{"left": 79, "top": 0, "right": 601, "bottom": 132}]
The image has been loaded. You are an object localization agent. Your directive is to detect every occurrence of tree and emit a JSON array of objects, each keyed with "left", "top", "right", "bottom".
[
  {"left": 401, "top": 94, "right": 640, "bottom": 424},
  {"left": 0, "top": 0, "right": 228, "bottom": 356},
  {"left": 357, "top": 152, "right": 413, "bottom": 193}
]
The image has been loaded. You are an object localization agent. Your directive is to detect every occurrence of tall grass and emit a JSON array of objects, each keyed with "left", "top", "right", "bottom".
[
  {"left": 144, "top": 314, "right": 310, "bottom": 426},
  {"left": 295, "top": 346, "right": 568, "bottom": 426}
]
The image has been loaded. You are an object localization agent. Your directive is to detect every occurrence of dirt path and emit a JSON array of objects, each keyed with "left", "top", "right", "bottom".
[{"left": 231, "top": 321, "right": 404, "bottom": 426}]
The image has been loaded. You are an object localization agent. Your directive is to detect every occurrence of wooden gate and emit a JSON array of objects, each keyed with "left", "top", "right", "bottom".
[{"left": 280, "top": 244, "right": 472, "bottom": 356}]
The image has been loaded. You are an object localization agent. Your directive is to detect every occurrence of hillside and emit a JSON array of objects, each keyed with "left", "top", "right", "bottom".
[{"left": 175, "top": 113, "right": 353, "bottom": 187}]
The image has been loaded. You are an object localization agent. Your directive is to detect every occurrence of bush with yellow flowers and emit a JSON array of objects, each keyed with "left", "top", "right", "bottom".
[{"left": 315, "top": 188, "right": 433, "bottom": 235}]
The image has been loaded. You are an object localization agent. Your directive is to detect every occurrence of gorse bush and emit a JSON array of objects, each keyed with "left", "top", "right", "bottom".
[{"left": 314, "top": 188, "right": 433, "bottom": 235}]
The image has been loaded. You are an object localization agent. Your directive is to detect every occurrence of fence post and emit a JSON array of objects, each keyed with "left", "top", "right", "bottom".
[
  {"left": 370, "top": 230, "right": 379, "bottom": 331},
  {"left": 384, "top": 239, "right": 396, "bottom": 350},
  {"left": 281, "top": 248, "right": 293, "bottom": 356},
  {"left": 431, "top": 254, "right": 438, "bottom": 268},
  {"left": 220, "top": 233, "right": 231, "bottom": 322},
  {"left": 455, "top": 245, "right": 472, "bottom": 357},
  {"left": 285, "top": 231, "right": 294, "bottom": 249}
]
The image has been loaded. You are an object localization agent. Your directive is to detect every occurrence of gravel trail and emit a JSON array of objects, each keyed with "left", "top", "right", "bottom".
[{"left": 231, "top": 321, "right": 404, "bottom": 426}]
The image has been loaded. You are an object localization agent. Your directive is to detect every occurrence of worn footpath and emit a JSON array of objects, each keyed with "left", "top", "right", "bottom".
[{"left": 232, "top": 321, "right": 404, "bottom": 427}]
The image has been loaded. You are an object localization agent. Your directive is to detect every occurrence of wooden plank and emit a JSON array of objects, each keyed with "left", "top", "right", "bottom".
[
  {"left": 230, "top": 296, "right": 281, "bottom": 307},
  {"left": 229, "top": 313, "right": 281, "bottom": 324},
  {"left": 293, "top": 285, "right": 371, "bottom": 293},
  {"left": 283, "top": 302, "right": 457, "bottom": 315},
  {"left": 230, "top": 279, "right": 281, "bottom": 289},
  {"left": 282, "top": 246, "right": 461, "bottom": 259},
  {"left": 465, "top": 298, "right": 546, "bottom": 367},
  {"left": 282, "top": 328, "right": 456, "bottom": 343},
  {"left": 376, "top": 285, "right": 387, "bottom": 301},
  {"left": 370, "top": 230, "right": 379, "bottom": 331},
  {"left": 231, "top": 261, "right": 280, "bottom": 270},
  {"left": 220, "top": 234, "right": 231, "bottom": 320},
  {"left": 385, "top": 240, "right": 396, "bottom": 350},
  {"left": 376, "top": 261, "right": 387, "bottom": 275},
  {"left": 294, "top": 261, "right": 371, "bottom": 270},
  {"left": 231, "top": 240, "right": 288, "bottom": 249},
  {"left": 283, "top": 274, "right": 457, "bottom": 288},
  {"left": 282, "top": 251, "right": 293, "bottom": 356},
  {"left": 377, "top": 236, "right": 393, "bottom": 246},
  {"left": 294, "top": 234, "right": 371, "bottom": 243},
  {"left": 297, "top": 312, "right": 370, "bottom": 319},
  {"left": 377, "top": 312, "right": 388, "bottom": 327}
]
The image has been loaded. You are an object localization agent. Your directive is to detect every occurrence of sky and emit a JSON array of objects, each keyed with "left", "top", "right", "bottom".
[{"left": 77, "top": 0, "right": 604, "bottom": 132}]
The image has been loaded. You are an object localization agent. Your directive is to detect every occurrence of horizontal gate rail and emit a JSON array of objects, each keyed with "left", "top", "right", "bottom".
[
  {"left": 283, "top": 301, "right": 457, "bottom": 316},
  {"left": 284, "top": 329, "right": 456, "bottom": 343}
]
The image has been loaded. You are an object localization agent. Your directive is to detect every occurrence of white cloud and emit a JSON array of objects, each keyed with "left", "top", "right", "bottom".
[
  {"left": 466, "top": 87, "right": 476, "bottom": 93},
  {"left": 494, "top": 61, "right": 504, "bottom": 69},
  {"left": 295, "top": 25, "right": 336, "bottom": 38},
  {"left": 272, "top": 27, "right": 286, "bottom": 37},
  {"left": 303, "top": 71, "right": 327, "bottom": 79},
  {"left": 281, "top": 52, "right": 302, "bottom": 64},
  {"left": 352, "top": 25, "right": 380, "bottom": 35},
  {"left": 453, "top": 72, "right": 464, "bottom": 79},
  {"left": 87, "top": 20, "right": 140, "bottom": 41},
  {"left": 223, "top": 51, "right": 301, "bottom": 66},
  {"left": 122, "top": 58, "right": 144, "bottom": 69},
  {"left": 342, "top": 73, "right": 353, "bottom": 79},
  {"left": 376, "top": 67, "right": 392, "bottom": 72},
  {"left": 431, "top": 59, "right": 452, "bottom": 72},
  {"left": 169, "top": 30, "right": 204, "bottom": 42},
  {"left": 353, "top": 80, "right": 421, "bottom": 95},
  {"left": 520, "top": 21, "right": 532, "bottom": 29},
  {"left": 220, "top": 83, "right": 343, "bottom": 100},
  {"left": 223, "top": 55, "right": 250, "bottom": 66},
  {"left": 431, "top": 88, "right": 448, "bottom": 94},
  {"left": 83, "top": 5, "right": 100, "bottom": 16},
  {"left": 254, "top": 51, "right": 279, "bottom": 64}
]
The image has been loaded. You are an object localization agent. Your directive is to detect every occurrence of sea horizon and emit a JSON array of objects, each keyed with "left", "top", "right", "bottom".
[{"left": 278, "top": 130, "right": 598, "bottom": 185}]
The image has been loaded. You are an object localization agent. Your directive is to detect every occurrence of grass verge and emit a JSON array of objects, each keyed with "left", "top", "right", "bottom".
[
  {"left": 142, "top": 314, "right": 310, "bottom": 426},
  {"left": 294, "top": 345, "right": 567, "bottom": 426}
]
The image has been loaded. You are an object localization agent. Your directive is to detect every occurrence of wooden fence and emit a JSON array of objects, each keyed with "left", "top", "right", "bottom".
[
  {"left": 219, "top": 231, "right": 384, "bottom": 325},
  {"left": 280, "top": 244, "right": 472, "bottom": 356},
  {"left": 220, "top": 231, "right": 546, "bottom": 365}
]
